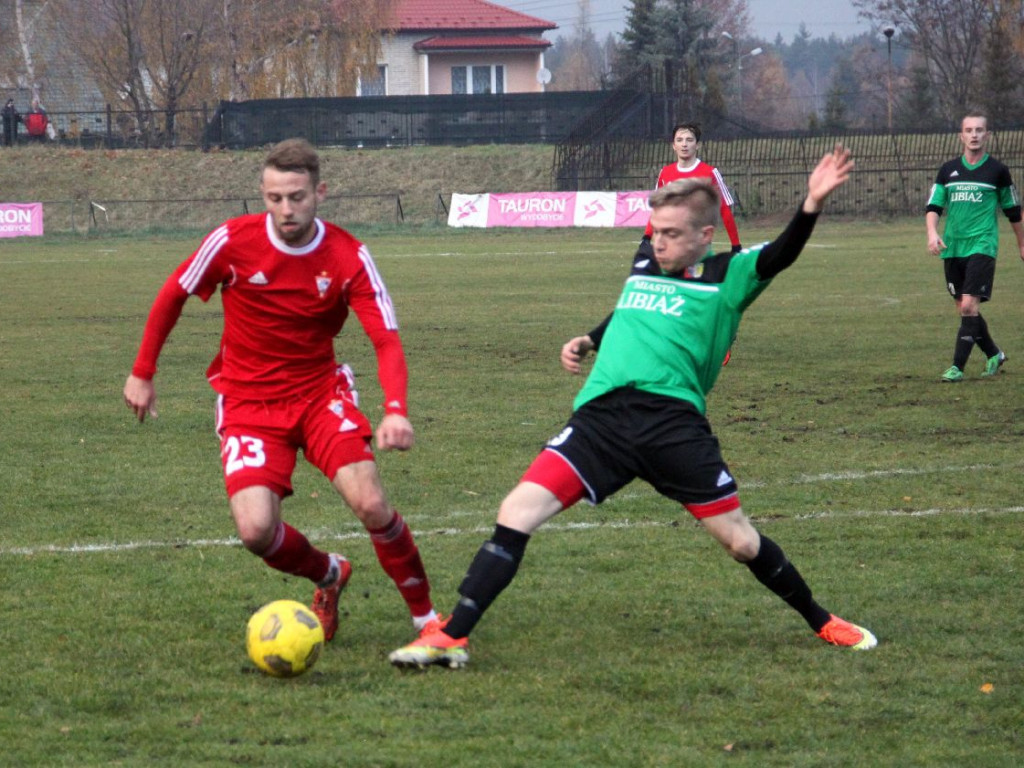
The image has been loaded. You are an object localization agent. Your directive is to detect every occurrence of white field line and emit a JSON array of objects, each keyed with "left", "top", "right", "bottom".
[
  {"left": 740, "top": 461, "right": 1016, "bottom": 489},
  {"left": 2, "top": 462, "right": 1018, "bottom": 557},
  {"left": 3, "top": 503, "right": 1022, "bottom": 558}
]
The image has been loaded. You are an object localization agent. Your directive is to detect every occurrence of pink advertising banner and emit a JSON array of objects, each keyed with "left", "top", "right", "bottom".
[
  {"left": 487, "top": 192, "right": 577, "bottom": 228},
  {"left": 615, "top": 190, "right": 651, "bottom": 227},
  {"left": 0, "top": 203, "right": 44, "bottom": 237},
  {"left": 448, "top": 192, "right": 651, "bottom": 228}
]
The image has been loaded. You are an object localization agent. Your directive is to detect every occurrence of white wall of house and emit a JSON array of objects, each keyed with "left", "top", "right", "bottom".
[
  {"left": 379, "top": 34, "right": 426, "bottom": 96},
  {"left": 426, "top": 51, "right": 543, "bottom": 95},
  {"left": 379, "top": 34, "right": 546, "bottom": 96}
]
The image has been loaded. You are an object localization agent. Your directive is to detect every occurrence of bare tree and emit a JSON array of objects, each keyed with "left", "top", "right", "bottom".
[
  {"left": 212, "top": 0, "right": 393, "bottom": 101},
  {"left": 43, "top": 0, "right": 393, "bottom": 144},
  {"left": 853, "top": 0, "right": 998, "bottom": 124},
  {"left": 12, "top": 0, "right": 49, "bottom": 98}
]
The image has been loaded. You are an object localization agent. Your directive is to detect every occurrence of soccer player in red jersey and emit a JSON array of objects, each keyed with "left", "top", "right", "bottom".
[
  {"left": 642, "top": 122, "right": 742, "bottom": 254},
  {"left": 123, "top": 138, "right": 438, "bottom": 643}
]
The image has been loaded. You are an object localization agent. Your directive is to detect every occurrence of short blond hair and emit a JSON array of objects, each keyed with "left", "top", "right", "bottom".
[{"left": 649, "top": 178, "right": 719, "bottom": 228}]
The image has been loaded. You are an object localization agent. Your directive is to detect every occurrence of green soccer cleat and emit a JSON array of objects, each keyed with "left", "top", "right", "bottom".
[
  {"left": 982, "top": 351, "right": 1007, "bottom": 377},
  {"left": 940, "top": 365, "right": 963, "bottom": 383},
  {"left": 816, "top": 614, "right": 878, "bottom": 650},
  {"left": 389, "top": 616, "right": 469, "bottom": 670}
]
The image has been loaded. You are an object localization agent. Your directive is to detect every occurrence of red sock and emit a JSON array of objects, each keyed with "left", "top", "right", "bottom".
[
  {"left": 369, "top": 512, "right": 433, "bottom": 617},
  {"left": 261, "top": 522, "right": 331, "bottom": 584}
]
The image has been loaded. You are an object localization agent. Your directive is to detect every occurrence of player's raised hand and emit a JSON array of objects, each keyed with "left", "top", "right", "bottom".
[{"left": 804, "top": 144, "right": 854, "bottom": 213}]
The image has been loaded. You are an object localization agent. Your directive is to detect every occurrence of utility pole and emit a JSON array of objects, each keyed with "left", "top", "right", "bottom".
[
  {"left": 721, "top": 32, "right": 762, "bottom": 115},
  {"left": 883, "top": 26, "right": 895, "bottom": 134}
]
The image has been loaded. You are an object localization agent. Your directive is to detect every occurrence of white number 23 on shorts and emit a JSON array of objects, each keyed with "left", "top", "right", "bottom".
[{"left": 222, "top": 435, "right": 267, "bottom": 475}]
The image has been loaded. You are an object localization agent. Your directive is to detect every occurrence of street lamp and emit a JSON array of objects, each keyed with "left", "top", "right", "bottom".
[
  {"left": 883, "top": 26, "right": 895, "bottom": 134},
  {"left": 721, "top": 32, "right": 762, "bottom": 114}
]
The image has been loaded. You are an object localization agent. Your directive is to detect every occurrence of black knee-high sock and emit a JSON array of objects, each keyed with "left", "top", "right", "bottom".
[
  {"left": 444, "top": 524, "right": 530, "bottom": 639},
  {"left": 953, "top": 316, "right": 981, "bottom": 369},
  {"left": 745, "top": 534, "right": 831, "bottom": 632},
  {"left": 974, "top": 314, "right": 999, "bottom": 359}
]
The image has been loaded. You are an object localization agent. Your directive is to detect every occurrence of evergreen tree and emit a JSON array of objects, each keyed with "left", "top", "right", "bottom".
[
  {"left": 977, "top": 17, "right": 1023, "bottom": 127},
  {"left": 823, "top": 79, "right": 847, "bottom": 131},
  {"left": 618, "top": 0, "right": 658, "bottom": 75},
  {"left": 897, "top": 62, "right": 943, "bottom": 132}
]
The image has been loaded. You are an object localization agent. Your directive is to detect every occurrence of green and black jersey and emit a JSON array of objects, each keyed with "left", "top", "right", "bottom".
[
  {"left": 574, "top": 247, "right": 768, "bottom": 415},
  {"left": 926, "top": 154, "right": 1021, "bottom": 259},
  {"left": 575, "top": 207, "right": 818, "bottom": 416}
]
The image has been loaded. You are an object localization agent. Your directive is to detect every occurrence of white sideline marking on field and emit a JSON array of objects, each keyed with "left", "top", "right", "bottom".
[
  {"left": 741, "top": 462, "right": 1011, "bottom": 489},
  {"left": 3, "top": 505, "right": 1022, "bottom": 558}
]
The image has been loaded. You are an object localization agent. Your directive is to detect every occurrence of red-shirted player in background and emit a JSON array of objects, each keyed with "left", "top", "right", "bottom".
[
  {"left": 123, "top": 138, "right": 439, "bottom": 643},
  {"left": 642, "top": 122, "right": 742, "bottom": 255}
]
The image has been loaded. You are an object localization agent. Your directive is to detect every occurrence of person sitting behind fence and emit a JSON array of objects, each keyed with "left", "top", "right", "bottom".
[{"left": 25, "top": 99, "right": 49, "bottom": 143}]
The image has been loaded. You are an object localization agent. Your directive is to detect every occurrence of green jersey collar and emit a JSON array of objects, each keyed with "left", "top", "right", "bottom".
[{"left": 961, "top": 153, "right": 989, "bottom": 170}]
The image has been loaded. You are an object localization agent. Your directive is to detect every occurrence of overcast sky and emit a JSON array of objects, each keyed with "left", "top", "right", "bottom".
[{"left": 494, "top": 0, "right": 873, "bottom": 43}]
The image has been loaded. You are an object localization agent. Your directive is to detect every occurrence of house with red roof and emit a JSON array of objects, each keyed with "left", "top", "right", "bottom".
[{"left": 368, "top": 0, "right": 557, "bottom": 96}]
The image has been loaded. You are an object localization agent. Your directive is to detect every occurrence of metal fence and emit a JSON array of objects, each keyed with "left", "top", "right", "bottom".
[
  {"left": 564, "top": 130, "right": 1024, "bottom": 217},
  {"left": 205, "top": 92, "right": 613, "bottom": 149},
  {"left": 17, "top": 92, "right": 614, "bottom": 150}
]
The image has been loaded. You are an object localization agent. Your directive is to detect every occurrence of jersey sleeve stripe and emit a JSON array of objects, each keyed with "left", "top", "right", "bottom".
[
  {"left": 712, "top": 168, "right": 735, "bottom": 205},
  {"left": 179, "top": 224, "right": 229, "bottom": 294},
  {"left": 358, "top": 244, "right": 398, "bottom": 329}
]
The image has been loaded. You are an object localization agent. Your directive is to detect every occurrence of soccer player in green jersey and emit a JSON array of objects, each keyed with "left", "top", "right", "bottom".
[
  {"left": 389, "top": 146, "right": 877, "bottom": 670},
  {"left": 926, "top": 113, "right": 1024, "bottom": 382}
]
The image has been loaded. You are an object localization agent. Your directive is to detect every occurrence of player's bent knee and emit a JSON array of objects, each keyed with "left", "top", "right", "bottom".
[
  {"left": 347, "top": 494, "right": 393, "bottom": 529},
  {"left": 236, "top": 522, "right": 276, "bottom": 554},
  {"left": 701, "top": 509, "right": 760, "bottom": 561},
  {"left": 496, "top": 482, "right": 563, "bottom": 534}
]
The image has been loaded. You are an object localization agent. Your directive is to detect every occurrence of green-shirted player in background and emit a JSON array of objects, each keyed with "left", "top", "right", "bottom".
[
  {"left": 926, "top": 113, "right": 1024, "bottom": 382},
  {"left": 389, "top": 145, "right": 878, "bottom": 670}
]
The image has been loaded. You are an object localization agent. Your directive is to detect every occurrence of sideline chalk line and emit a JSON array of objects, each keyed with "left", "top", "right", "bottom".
[
  {"left": 4, "top": 503, "right": 1021, "bottom": 558},
  {"left": 4, "top": 460, "right": 1020, "bottom": 557}
]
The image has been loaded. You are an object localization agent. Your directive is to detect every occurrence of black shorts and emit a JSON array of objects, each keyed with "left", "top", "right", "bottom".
[
  {"left": 546, "top": 388, "right": 738, "bottom": 508},
  {"left": 944, "top": 254, "right": 996, "bottom": 301}
]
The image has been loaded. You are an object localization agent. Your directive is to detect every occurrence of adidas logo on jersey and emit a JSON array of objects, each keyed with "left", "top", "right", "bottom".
[
  {"left": 248, "top": 271, "right": 269, "bottom": 285},
  {"left": 950, "top": 170, "right": 959, "bottom": 178}
]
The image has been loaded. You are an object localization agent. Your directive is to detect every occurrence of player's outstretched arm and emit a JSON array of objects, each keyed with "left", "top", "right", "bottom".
[{"left": 803, "top": 145, "right": 854, "bottom": 214}]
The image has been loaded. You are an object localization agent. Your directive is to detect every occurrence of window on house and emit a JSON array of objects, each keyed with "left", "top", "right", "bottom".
[
  {"left": 452, "top": 66, "right": 468, "bottom": 94},
  {"left": 451, "top": 65, "right": 505, "bottom": 95},
  {"left": 360, "top": 65, "right": 387, "bottom": 96}
]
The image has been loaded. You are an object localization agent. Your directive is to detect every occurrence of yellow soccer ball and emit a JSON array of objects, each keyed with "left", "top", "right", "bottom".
[{"left": 246, "top": 600, "right": 324, "bottom": 678}]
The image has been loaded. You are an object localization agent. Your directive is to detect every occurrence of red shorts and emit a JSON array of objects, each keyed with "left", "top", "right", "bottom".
[{"left": 215, "top": 369, "right": 374, "bottom": 498}]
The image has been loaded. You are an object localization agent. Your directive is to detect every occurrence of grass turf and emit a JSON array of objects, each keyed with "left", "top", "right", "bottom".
[{"left": 1, "top": 219, "right": 1022, "bottom": 766}]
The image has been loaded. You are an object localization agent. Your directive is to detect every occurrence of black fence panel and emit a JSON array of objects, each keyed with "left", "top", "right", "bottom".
[{"left": 205, "top": 92, "right": 613, "bottom": 149}]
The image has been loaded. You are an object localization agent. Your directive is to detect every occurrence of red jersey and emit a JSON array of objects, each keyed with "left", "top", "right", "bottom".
[
  {"left": 643, "top": 159, "right": 741, "bottom": 248},
  {"left": 132, "top": 213, "right": 408, "bottom": 414}
]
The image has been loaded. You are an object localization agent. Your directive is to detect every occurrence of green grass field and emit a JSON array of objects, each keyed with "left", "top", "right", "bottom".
[{"left": 1, "top": 218, "right": 1022, "bottom": 766}]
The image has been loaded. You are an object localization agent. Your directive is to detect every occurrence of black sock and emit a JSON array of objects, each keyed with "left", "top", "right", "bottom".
[
  {"left": 444, "top": 524, "right": 530, "bottom": 639},
  {"left": 974, "top": 314, "right": 999, "bottom": 359},
  {"left": 745, "top": 534, "right": 831, "bottom": 632},
  {"left": 953, "top": 316, "right": 981, "bottom": 369}
]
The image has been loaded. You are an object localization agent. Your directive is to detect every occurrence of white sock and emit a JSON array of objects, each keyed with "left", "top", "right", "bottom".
[{"left": 412, "top": 610, "right": 439, "bottom": 631}]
